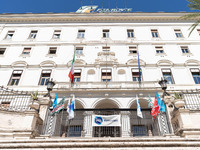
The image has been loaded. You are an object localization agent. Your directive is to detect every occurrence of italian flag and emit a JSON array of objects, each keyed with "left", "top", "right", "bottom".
[{"left": 68, "top": 52, "right": 75, "bottom": 84}]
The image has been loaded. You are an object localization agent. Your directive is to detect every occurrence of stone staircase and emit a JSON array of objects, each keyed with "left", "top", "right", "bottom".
[{"left": 0, "top": 137, "right": 200, "bottom": 149}]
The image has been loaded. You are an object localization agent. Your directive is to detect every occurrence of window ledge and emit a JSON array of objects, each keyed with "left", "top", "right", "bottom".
[
  {"left": 182, "top": 53, "right": 193, "bottom": 57},
  {"left": 156, "top": 53, "right": 167, "bottom": 56},
  {"left": 46, "top": 54, "right": 57, "bottom": 58},
  {"left": 151, "top": 38, "right": 161, "bottom": 40},
  {"left": 128, "top": 53, "right": 137, "bottom": 56},
  {"left": 51, "top": 38, "right": 60, "bottom": 41},
  {"left": 20, "top": 54, "right": 30, "bottom": 58}
]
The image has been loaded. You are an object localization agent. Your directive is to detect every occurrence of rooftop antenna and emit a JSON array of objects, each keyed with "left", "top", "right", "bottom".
[
  {"left": 80, "top": 0, "right": 83, "bottom": 9},
  {"left": 101, "top": 0, "right": 104, "bottom": 9},
  {"left": 116, "top": 0, "right": 118, "bottom": 8},
  {"left": 90, "top": 0, "right": 93, "bottom": 5},
  {"left": 125, "top": 0, "right": 127, "bottom": 8},
  {"left": 109, "top": 0, "right": 111, "bottom": 9}
]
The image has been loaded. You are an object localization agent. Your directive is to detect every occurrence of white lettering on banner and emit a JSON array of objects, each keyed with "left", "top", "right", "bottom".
[{"left": 92, "top": 115, "right": 121, "bottom": 127}]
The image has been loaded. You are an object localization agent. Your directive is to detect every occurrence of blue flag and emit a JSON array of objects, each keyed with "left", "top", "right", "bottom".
[
  {"left": 156, "top": 92, "right": 166, "bottom": 112},
  {"left": 138, "top": 51, "right": 141, "bottom": 82},
  {"left": 68, "top": 95, "right": 75, "bottom": 120},
  {"left": 52, "top": 93, "right": 57, "bottom": 109},
  {"left": 136, "top": 95, "right": 143, "bottom": 118}
]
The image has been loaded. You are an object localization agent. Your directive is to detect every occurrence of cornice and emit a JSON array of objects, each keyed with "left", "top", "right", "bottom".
[{"left": 0, "top": 12, "right": 196, "bottom": 23}]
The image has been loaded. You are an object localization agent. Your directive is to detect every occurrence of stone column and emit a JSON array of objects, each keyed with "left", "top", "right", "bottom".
[
  {"left": 121, "top": 111, "right": 131, "bottom": 137},
  {"left": 38, "top": 97, "right": 51, "bottom": 125},
  {"left": 113, "top": 65, "right": 117, "bottom": 81},
  {"left": 83, "top": 111, "right": 93, "bottom": 137},
  {"left": 163, "top": 95, "right": 175, "bottom": 135}
]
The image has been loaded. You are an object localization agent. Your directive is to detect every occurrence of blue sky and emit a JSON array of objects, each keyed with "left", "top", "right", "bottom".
[{"left": 0, "top": 0, "right": 196, "bottom": 14}]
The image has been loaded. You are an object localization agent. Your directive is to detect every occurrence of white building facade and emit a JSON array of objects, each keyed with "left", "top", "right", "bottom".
[{"left": 0, "top": 12, "right": 200, "bottom": 138}]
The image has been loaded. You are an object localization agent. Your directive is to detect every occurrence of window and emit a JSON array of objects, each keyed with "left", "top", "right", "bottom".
[
  {"left": 132, "top": 68, "right": 142, "bottom": 82},
  {"left": 76, "top": 47, "right": 83, "bottom": 55},
  {"left": 77, "top": 30, "right": 85, "bottom": 38},
  {"left": 181, "top": 46, "right": 189, "bottom": 54},
  {"left": 127, "top": 29, "right": 134, "bottom": 38},
  {"left": 8, "top": 70, "right": 23, "bottom": 86},
  {"left": 101, "top": 69, "right": 111, "bottom": 82},
  {"left": 53, "top": 30, "right": 61, "bottom": 39},
  {"left": 129, "top": 46, "right": 137, "bottom": 54},
  {"left": 0, "top": 48, "right": 6, "bottom": 55},
  {"left": 155, "top": 46, "right": 164, "bottom": 54},
  {"left": 132, "top": 125, "right": 147, "bottom": 137},
  {"left": 197, "top": 29, "right": 200, "bottom": 35},
  {"left": 174, "top": 29, "right": 183, "bottom": 38},
  {"left": 103, "top": 30, "right": 109, "bottom": 38},
  {"left": 151, "top": 29, "right": 159, "bottom": 38},
  {"left": 22, "top": 47, "right": 31, "bottom": 55},
  {"left": 48, "top": 47, "right": 57, "bottom": 54},
  {"left": 39, "top": 70, "right": 51, "bottom": 85},
  {"left": 5, "top": 31, "right": 14, "bottom": 39},
  {"left": 102, "top": 46, "right": 110, "bottom": 52},
  {"left": 74, "top": 70, "right": 81, "bottom": 82},
  {"left": 162, "top": 69, "right": 174, "bottom": 84},
  {"left": 0, "top": 101, "right": 10, "bottom": 109},
  {"left": 190, "top": 69, "right": 200, "bottom": 84},
  {"left": 29, "top": 30, "right": 38, "bottom": 39}
]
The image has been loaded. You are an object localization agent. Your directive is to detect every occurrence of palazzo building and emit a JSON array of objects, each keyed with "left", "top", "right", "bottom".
[{"left": 0, "top": 12, "right": 200, "bottom": 142}]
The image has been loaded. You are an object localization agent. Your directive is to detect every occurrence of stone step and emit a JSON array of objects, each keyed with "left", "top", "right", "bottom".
[{"left": 0, "top": 137, "right": 200, "bottom": 149}]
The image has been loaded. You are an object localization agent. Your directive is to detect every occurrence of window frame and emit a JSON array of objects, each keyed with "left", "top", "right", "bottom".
[
  {"left": 129, "top": 46, "right": 137, "bottom": 54},
  {"left": 5, "top": 31, "right": 15, "bottom": 40},
  {"left": 29, "top": 30, "right": 38, "bottom": 39},
  {"left": 180, "top": 46, "right": 190, "bottom": 54},
  {"left": 52, "top": 30, "right": 61, "bottom": 39},
  {"left": 22, "top": 47, "right": 31, "bottom": 55},
  {"left": 73, "top": 70, "right": 82, "bottom": 82},
  {"left": 101, "top": 69, "right": 112, "bottom": 82},
  {"left": 77, "top": 30, "right": 85, "bottom": 39},
  {"left": 102, "top": 29, "right": 109, "bottom": 38},
  {"left": 190, "top": 68, "right": 200, "bottom": 84},
  {"left": 48, "top": 47, "right": 57, "bottom": 55},
  {"left": 75, "top": 47, "right": 83, "bottom": 55},
  {"left": 39, "top": 70, "right": 51, "bottom": 86},
  {"left": 0, "top": 48, "right": 6, "bottom": 55},
  {"left": 127, "top": 29, "right": 134, "bottom": 38},
  {"left": 132, "top": 68, "right": 142, "bottom": 82},
  {"left": 155, "top": 46, "right": 165, "bottom": 55},
  {"left": 161, "top": 69, "right": 175, "bottom": 84},
  {"left": 174, "top": 29, "right": 183, "bottom": 38},
  {"left": 8, "top": 70, "right": 23, "bottom": 86},
  {"left": 151, "top": 29, "right": 159, "bottom": 38}
]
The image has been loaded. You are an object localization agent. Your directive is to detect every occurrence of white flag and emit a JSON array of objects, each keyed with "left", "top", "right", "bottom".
[
  {"left": 67, "top": 98, "right": 71, "bottom": 114},
  {"left": 68, "top": 95, "right": 75, "bottom": 120},
  {"left": 136, "top": 95, "right": 143, "bottom": 118}
]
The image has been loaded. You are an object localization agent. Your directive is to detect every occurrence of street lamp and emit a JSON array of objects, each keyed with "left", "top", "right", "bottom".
[
  {"left": 158, "top": 77, "right": 170, "bottom": 97},
  {"left": 44, "top": 78, "right": 55, "bottom": 97}
]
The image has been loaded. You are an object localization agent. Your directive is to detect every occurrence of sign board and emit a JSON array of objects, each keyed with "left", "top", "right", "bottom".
[
  {"left": 97, "top": 8, "right": 132, "bottom": 13},
  {"left": 76, "top": 6, "right": 98, "bottom": 13},
  {"left": 76, "top": 6, "right": 132, "bottom": 13},
  {"left": 92, "top": 115, "right": 121, "bottom": 127}
]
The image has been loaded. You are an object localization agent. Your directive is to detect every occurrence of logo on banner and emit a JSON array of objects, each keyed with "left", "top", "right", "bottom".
[{"left": 95, "top": 116, "right": 103, "bottom": 125}]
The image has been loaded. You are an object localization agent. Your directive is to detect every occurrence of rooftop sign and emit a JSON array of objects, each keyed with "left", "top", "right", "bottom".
[{"left": 76, "top": 6, "right": 132, "bottom": 13}]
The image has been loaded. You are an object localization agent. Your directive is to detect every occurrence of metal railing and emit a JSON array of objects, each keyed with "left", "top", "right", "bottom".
[
  {"left": 55, "top": 81, "right": 160, "bottom": 89},
  {"left": 182, "top": 90, "right": 200, "bottom": 110},
  {"left": 0, "top": 86, "right": 32, "bottom": 111}
]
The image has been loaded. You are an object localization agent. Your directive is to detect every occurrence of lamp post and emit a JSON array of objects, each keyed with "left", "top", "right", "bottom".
[
  {"left": 44, "top": 78, "right": 55, "bottom": 98},
  {"left": 158, "top": 77, "right": 170, "bottom": 97}
]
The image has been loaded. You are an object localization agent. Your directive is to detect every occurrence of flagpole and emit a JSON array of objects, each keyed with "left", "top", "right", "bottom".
[{"left": 67, "top": 119, "right": 71, "bottom": 137}]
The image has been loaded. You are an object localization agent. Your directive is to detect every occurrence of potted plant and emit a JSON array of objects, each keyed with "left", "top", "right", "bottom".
[
  {"left": 173, "top": 93, "right": 185, "bottom": 109},
  {"left": 30, "top": 91, "right": 39, "bottom": 110}
]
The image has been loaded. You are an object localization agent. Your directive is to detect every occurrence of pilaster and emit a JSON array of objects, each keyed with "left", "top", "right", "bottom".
[
  {"left": 121, "top": 111, "right": 131, "bottom": 137},
  {"left": 83, "top": 111, "right": 93, "bottom": 137}
]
